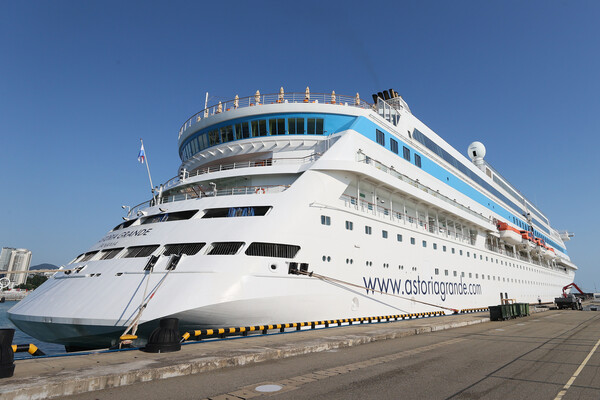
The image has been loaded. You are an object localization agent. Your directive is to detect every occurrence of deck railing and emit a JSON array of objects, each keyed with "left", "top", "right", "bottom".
[
  {"left": 128, "top": 184, "right": 290, "bottom": 217},
  {"left": 179, "top": 91, "right": 372, "bottom": 140},
  {"left": 356, "top": 151, "right": 492, "bottom": 225}
]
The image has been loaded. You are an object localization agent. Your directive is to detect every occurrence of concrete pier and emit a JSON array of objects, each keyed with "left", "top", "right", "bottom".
[{"left": 0, "top": 311, "right": 495, "bottom": 400}]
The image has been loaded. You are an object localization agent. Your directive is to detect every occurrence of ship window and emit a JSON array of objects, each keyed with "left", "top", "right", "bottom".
[
  {"left": 112, "top": 218, "right": 138, "bottom": 231},
  {"left": 235, "top": 122, "right": 250, "bottom": 139},
  {"left": 321, "top": 215, "right": 331, "bottom": 225},
  {"left": 163, "top": 243, "right": 205, "bottom": 256},
  {"left": 220, "top": 125, "right": 234, "bottom": 143},
  {"left": 403, "top": 146, "right": 410, "bottom": 161},
  {"left": 445, "top": 269, "right": 448, "bottom": 276},
  {"left": 207, "top": 242, "right": 244, "bottom": 255},
  {"left": 269, "top": 118, "right": 286, "bottom": 135},
  {"left": 288, "top": 118, "right": 305, "bottom": 134},
  {"left": 307, "top": 118, "right": 324, "bottom": 135},
  {"left": 345, "top": 221, "right": 353, "bottom": 230},
  {"left": 252, "top": 120, "right": 268, "bottom": 137},
  {"left": 390, "top": 138, "right": 399, "bottom": 154},
  {"left": 80, "top": 251, "right": 99, "bottom": 262},
  {"left": 467, "top": 252, "right": 470, "bottom": 257},
  {"left": 142, "top": 210, "right": 198, "bottom": 224},
  {"left": 443, "top": 245, "right": 447, "bottom": 252},
  {"left": 452, "top": 248, "right": 455, "bottom": 254},
  {"left": 208, "top": 129, "right": 221, "bottom": 146},
  {"left": 245, "top": 242, "right": 300, "bottom": 258},
  {"left": 202, "top": 206, "right": 271, "bottom": 218},
  {"left": 123, "top": 245, "right": 160, "bottom": 258},
  {"left": 365, "top": 226, "right": 372, "bottom": 235},
  {"left": 435, "top": 268, "right": 439, "bottom": 275},
  {"left": 422, "top": 240, "right": 427, "bottom": 247},
  {"left": 397, "top": 234, "right": 403, "bottom": 242},
  {"left": 382, "top": 230, "right": 388, "bottom": 238},
  {"left": 376, "top": 129, "right": 385, "bottom": 146},
  {"left": 99, "top": 248, "right": 124, "bottom": 260},
  {"left": 433, "top": 243, "right": 437, "bottom": 250},
  {"left": 410, "top": 237, "right": 415, "bottom": 245},
  {"left": 199, "top": 133, "right": 208, "bottom": 150},
  {"left": 453, "top": 271, "right": 457, "bottom": 277},
  {"left": 415, "top": 154, "right": 422, "bottom": 168}
]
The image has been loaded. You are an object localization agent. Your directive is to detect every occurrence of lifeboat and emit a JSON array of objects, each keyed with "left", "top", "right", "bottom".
[
  {"left": 532, "top": 238, "right": 547, "bottom": 257},
  {"left": 542, "top": 245, "right": 556, "bottom": 260},
  {"left": 518, "top": 230, "right": 536, "bottom": 251},
  {"left": 496, "top": 222, "right": 521, "bottom": 245}
]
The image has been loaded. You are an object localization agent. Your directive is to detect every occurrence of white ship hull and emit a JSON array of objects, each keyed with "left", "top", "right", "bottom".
[{"left": 9, "top": 90, "right": 577, "bottom": 350}]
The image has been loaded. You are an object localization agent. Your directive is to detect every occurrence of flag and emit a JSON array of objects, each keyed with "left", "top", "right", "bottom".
[{"left": 138, "top": 143, "right": 146, "bottom": 164}]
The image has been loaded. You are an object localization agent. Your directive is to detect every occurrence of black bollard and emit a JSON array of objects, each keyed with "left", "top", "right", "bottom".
[
  {"left": 143, "top": 318, "right": 181, "bottom": 353},
  {"left": 0, "top": 329, "right": 15, "bottom": 378}
]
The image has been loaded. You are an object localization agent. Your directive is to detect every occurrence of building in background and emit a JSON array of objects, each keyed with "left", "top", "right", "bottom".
[{"left": 0, "top": 247, "right": 32, "bottom": 287}]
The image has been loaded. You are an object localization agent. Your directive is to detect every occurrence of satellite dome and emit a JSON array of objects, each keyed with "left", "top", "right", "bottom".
[{"left": 467, "top": 141, "right": 486, "bottom": 161}]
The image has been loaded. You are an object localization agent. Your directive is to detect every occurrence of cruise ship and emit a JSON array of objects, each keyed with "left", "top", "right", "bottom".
[{"left": 9, "top": 88, "right": 577, "bottom": 350}]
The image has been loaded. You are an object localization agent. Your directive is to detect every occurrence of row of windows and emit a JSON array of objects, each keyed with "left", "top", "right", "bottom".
[
  {"left": 321, "top": 214, "right": 546, "bottom": 271},
  {"left": 181, "top": 117, "right": 325, "bottom": 161},
  {"left": 72, "top": 241, "right": 300, "bottom": 264},
  {"left": 376, "top": 129, "right": 422, "bottom": 169}
]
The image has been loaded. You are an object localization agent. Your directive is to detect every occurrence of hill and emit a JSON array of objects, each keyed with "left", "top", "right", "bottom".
[{"left": 29, "top": 263, "right": 58, "bottom": 270}]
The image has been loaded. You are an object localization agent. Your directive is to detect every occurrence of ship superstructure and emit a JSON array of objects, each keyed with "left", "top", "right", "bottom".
[{"left": 9, "top": 88, "right": 577, "bottom": 350}]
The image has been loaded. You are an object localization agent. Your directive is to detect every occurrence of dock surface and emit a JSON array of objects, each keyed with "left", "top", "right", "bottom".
[{"left": 4, "top": 309, "right": 600, "bottom": 399}]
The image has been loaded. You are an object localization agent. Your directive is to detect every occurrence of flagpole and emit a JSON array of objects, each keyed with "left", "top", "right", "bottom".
[{"left": 140, "top": 138, "right": 154, "bottom": 192}]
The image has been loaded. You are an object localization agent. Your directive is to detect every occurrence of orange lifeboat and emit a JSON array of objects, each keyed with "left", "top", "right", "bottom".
[
  {"left": 519, "top": 230, "right": 536, "bottom": 251},
  {"left": 496, "top": 222, "right": 522, "bottom": 245}
]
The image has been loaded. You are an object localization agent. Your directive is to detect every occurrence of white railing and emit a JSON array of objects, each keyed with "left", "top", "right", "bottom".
[
  {"left": 179, "top": 91, "right": 372, "bottom": 140},
  {"left": 128, "top": 184, "right": 290, "bottom": 218},
  {"left": 341, "top": 194, "right": 476, "bottom": 245},
  {"left": 356, "top": 151, "right": 492, "bottom": 225}
]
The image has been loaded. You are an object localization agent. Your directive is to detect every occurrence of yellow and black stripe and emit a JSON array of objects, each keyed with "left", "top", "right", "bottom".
[
  {"left": 181, "top": 311, "right": 445, "bottom": 341},
  {"left": 459, "top": 307, "right": 489, "bottom": 314},
  {"left": 11, "top": 344, "right": 45, "bottom": 356}
]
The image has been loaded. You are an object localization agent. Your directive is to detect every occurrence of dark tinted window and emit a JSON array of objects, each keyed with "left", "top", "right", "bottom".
[
  {"left": 141, "top": 210, "right": 198, "bottom": 225},
  {"left": 202, "top": 206, "right": 271, "bottom": 218},
  {"left": 403, "top": 146, "right": 410, "bottom": 161},
  {"left": 390, "top": 138, "right": 398, "bottom": 154},
  {"left": 376, "top": 129, "right": 385, "bottom": 146}
]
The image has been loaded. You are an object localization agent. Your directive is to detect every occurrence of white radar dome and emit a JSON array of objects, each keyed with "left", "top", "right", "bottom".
[{"left": 467, "top": 141, "right": 486, "bottom": 161}]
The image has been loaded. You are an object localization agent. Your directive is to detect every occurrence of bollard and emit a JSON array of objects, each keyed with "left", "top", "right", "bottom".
[
  {"left": 0, "top": 328, "right": 15, "bottom": 378},
  {"left": 143, "top": 318, "right": 181, "bottom": 353}
]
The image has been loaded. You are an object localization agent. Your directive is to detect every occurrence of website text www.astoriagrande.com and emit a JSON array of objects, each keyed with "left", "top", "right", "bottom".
[{"left": 362, "top": 276, "right": 482, "bottom": 301}]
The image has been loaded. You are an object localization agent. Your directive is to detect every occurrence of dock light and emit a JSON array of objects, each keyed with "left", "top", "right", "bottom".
[
  {"left": 159, "top": 207, "right": 168, "bottom": 213},
  {"left": 137, "top": 210, "right": 147, "bottom": 217},
  {"left": 121, "top": 205, "right": 131, "bottom": 214}
]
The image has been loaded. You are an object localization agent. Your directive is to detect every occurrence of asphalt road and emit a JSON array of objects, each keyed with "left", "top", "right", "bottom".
[{"left": 64, "top": 310, "right": 600, "bottom": 400}]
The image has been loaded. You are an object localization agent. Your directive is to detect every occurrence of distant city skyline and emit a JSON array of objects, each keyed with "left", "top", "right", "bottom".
[{"left": 1, "top": 1, "right": 598, "bottom": 291}]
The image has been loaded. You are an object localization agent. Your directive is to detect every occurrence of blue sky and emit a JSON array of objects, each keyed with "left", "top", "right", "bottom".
[{"left": 1, "top": 1, "right": 598, "bottom": 290}]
